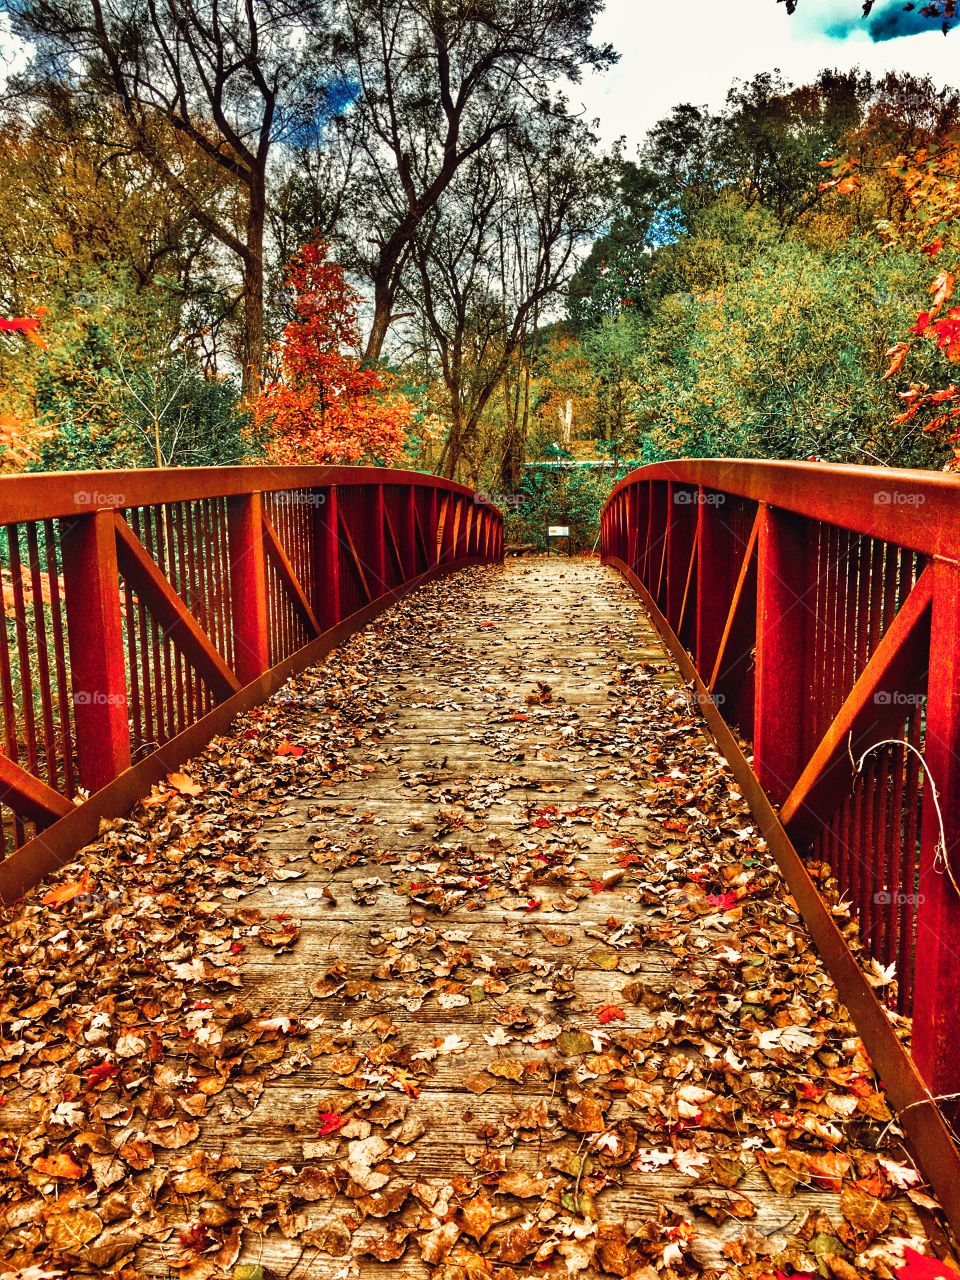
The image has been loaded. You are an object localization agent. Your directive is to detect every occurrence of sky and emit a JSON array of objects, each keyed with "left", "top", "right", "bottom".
[
  {"left": 1, "top": 0, "right": 956, "bottom": 151},
  {"left": 572, "top": 0, "right": 960, "bottom": 148}
]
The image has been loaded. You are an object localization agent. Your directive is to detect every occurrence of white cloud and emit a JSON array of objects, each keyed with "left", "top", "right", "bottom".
[{"left": 570, "top": 0, "right": 960, "bottom": 149}]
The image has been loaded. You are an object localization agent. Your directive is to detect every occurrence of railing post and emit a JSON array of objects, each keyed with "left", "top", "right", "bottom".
[
  {"left": 754, "top": 504, "right": 811, "bottom": 805},
  {"left": 60, "top": 510, "right": 131, "bottom": 791},
  {"left": 316, "top": 485, "right": 341, "bottom": 630},
  {"left": 227, "top": 492, "right": 269, "bottom": 684},
  {"left": 911, "top": 558, "right": 960, "bottom": 1104}
]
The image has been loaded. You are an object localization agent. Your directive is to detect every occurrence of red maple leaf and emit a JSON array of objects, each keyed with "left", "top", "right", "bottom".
[
  {"left": 318, "top": 1112, "right": 346, "bottom": 1136},
  {"left": 0, "top": 315, "right": 47, "bottom": 348},
  {"left": 86, "top": 1061, "right": 120, "bottom": 1088},
  {"left": 597, "top": 1005, "right": 626, "bottom": 1024},
  {"left": 589, "top": 879, "right": 605, "bottom": 894},
  {"left": 896, "top": 1248, "right": 960, "bottom": 1280},
  {"left": 275, "top": 741, "right": 305, "bottom": 757}
]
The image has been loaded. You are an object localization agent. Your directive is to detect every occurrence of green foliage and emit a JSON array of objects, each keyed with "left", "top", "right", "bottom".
[
  {"left": 504, "top": 463, "right": 629, "bottom": 550},
  {"left": 628, "top": 232, "right": 949, "bottom": 467},
  {"left": 12, "top": 270, "right": 260, "bottom": 472}
]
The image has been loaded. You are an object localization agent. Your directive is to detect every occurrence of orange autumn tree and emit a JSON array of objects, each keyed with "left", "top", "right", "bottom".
[
  {"left": 255, "top": 240, "right": 412, "bottom": 466},
  {"left": 876, "top": 141, "right": 960, "bottom": 465}
]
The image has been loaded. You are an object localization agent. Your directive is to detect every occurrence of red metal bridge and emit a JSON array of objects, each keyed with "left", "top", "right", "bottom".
[{"left": 1, "top": 460, "right": 960, "bottom": 1277}]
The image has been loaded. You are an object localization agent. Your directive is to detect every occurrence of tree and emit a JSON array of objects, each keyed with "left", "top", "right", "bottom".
[
  {"left": 405, "top": 108, "right": 608, "bottom": 481},
  {"left": 872, "top": 138, "right": 960, "bottom": 464},
  {"left": 255, "top": 239, "right": 412, "bottom": 465},
  {"left": 326, "top": 0, "right": 615, "bottom": 362},
  {"left": 0, "top": 270, "right": 254, "bottom": 471},
  {"left": 6, "top": 0, "right": 332, "bottom": 394}
]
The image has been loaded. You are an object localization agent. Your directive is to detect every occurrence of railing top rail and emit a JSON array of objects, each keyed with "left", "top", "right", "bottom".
[
  {"left": 0, "top": 465, "right": 499, "bottom": 525},
  {"left": 606, "top": 458, "right": 960, "bottom": 559}
]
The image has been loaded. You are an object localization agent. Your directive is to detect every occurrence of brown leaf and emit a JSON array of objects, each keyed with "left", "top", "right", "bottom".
[
  {"left": 420, "top": 1221, "right": 460, "bottom": 1264},
  {"left": 459, "top": 1193, "right": 493, "bottom": 1241},
  {"left": 45, "top": 1206, "right": 103, "bottom": 1253},
  {"left": 564, "top": 1094, "right": 607, "bottom": 1133},
  {"left": 486, "top": 1057, "right": 524, "bottom": 1082}
]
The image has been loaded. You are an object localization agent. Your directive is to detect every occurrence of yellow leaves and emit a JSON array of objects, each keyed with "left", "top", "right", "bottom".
[
  {"left": 167, "top": 771, "right": 202, "bottom": 796},
  {"left": 818, "top": 157, "right": 860, "bottom": 195}
]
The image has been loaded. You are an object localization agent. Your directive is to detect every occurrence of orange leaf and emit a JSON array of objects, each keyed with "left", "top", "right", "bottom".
[
  {"left": 597, "top": 1005, "right": 626, "bottom": 1024},
  {"left": 42, "top": 869, "right": 93, "bottom": 908},
  {"left": 931, "top": 270, "right": 956, "bottom": 312},
  {"left": 33, "top": 1151, "right": 85, "bottom": 1180},
  {"left": 882, "top": 342, "right": 910, "bottom": 381},
  {"left": 167, "top": 771, "right": 202, "bottom": 796}
]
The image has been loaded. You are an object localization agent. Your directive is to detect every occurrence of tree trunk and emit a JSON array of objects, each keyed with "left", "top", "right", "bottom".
[
  {"left": 364, "top": 275, "right": 394, "bottom": 364},
  {"left": 242, "top": 182, "right": 267, "bottom": 399},
  {"left": 443, "top": 413, "right": 462, "bottom": 480}
]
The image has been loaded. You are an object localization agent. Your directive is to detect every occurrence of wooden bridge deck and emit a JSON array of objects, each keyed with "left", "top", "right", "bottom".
[{"left": 0, "top": 557, "right": 938, "bottom": 1277}]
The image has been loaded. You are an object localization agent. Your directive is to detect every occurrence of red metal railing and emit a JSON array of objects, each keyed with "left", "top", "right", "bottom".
[
  {"left": 0, "top": 467, "right": 502, "bottom": 889},
  {"left": 601, "top": 459, "right": 960, "bottom": 1107}
]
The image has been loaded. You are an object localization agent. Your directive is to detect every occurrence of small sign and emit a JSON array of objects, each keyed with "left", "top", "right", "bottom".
[{"left": 548, "top": 526, "right": 570, "bottom": 537}]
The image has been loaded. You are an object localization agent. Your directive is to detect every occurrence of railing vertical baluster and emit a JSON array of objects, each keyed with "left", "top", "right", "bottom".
[
  {"left": 60, "top": 510, "right": 131, "bottom": 791},
  {"left": 316, "top": 485, "right": 341, "bottom": 630},
  {"left": 227, "top": 493, "right": 270, "bottom": 684},
  {"left": 695, "top": 488, "right": 732, "bottom": 678},
  {"left": 754, "top": 504, "right": 812, "bottom": 806},
  {"left": 372, "top": 484, "right": 388, "bottom": 598},
  {"left": 439, "top": 495, "right": 455, "bottom": 564},
  {"left": 401, "top": 485, "right": 417, "bottom": 579},
  {"left": 911, "top": 558, "right": 960, "bottom": 1104}
]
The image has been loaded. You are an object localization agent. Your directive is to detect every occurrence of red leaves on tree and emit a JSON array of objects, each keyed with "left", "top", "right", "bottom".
[
  {"left": 255, "top": 239, "right": 412, "bottom": 466},
  {"left": 0, "top": 314, "right": 47, "bottom": 349}
]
